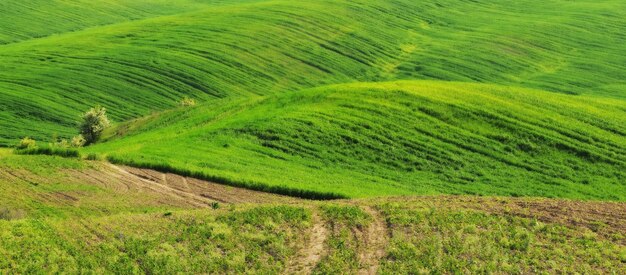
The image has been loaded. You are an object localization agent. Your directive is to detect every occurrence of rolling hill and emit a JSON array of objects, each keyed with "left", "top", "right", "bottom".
[
  {"left": 84, "top": 81, "right": 626, "bottom": 199},
  {"left": 1, "top": 0, "right": 626, "bottom": 145}
]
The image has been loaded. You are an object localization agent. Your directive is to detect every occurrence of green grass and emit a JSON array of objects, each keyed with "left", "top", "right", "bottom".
[
  {"left": 14, "top": 146, "right": 81, "bottom": 158},
  {"left": 0, "top": 152, "right": 310, "bottom": 273},
  {"left": 83, "top": 81, "right": 626, "bottom": 200},
  {"left": 105, "top": 155, "right": 347, "bottom": 200},
  {"left": 376, "top": 201, "right": 625, "bottom": 273},
  {"left": 1, "top": 0, "right": 625, "bottom": 144},
  {"left": 0, "top": 206, "right": 311, "bottom": 274},
  {"left": 314, "top": 205, "right": 371, "bottom": 274},
  {"left": 0, "top": 152, "right": 177, "bottom": 219},
  {"left": 0, "top": 0, "right": 257, "bottom": 45},
  {"left": 0, "top": 153, "right": 623, "bottom": 273}
]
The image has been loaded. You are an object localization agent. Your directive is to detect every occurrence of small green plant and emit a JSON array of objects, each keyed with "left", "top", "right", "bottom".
[
  {"left": 71, "top": 135, "right": 86, "bottom": 148},
  {"left": 211, "top": 202, "right": 220, "bottom": 209},
  {"left": 85, "top": 153, "right": 100, "bottom": 161},
  {"left": 180, "top": 97, "right": 196, "bottom": 107},
  {"left": 79, "top": 105, "right": 111, "bottom": 145},
  {"left": 16, "top": 137, "right": 37, "bottom": 150},
  {"left": 54, "top": 138, "right": 69, "bottom": 148}
]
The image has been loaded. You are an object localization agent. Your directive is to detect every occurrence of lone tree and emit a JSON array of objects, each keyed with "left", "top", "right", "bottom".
[{"left": 80, "top": 105, "right": 110, "bottom": 145}]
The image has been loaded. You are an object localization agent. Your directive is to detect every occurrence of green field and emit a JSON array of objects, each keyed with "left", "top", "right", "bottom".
[
  {"left": 1, "top": 0, "right": 625, "bottom": 272},
  {"left": 84, "top": 81, "right": 626, "bottom": 199},
  {"left": 1, "top": 0, "right": 625, "bottom": 144}
]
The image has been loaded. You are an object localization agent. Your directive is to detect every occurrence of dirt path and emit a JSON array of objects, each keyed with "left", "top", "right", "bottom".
[
  {"left": 358, "top": 206, "right": 388, "bottom": 275},
  {"left": 0, "top": 161, "right": 297, "bottom": 208},
  {"left": 286, "top": 209, "right": 328, "bottom": 274},
  {"left": 119, "top": 165, "right": 295, "bottom": 204},
  {"left": 98, "top": 164, "right": 296, "bottom": 205},
  {"left": 105, "top": 164, "right": 214, "bottom": 208}
]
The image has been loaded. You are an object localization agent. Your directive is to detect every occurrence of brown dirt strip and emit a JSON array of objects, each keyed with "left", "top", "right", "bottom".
[
  {"left": 115, "top": 165, "right": 296, "bottom": 205},
  {"left": 286, "top": 209, "right": 328, "bottom": 274},
  {"left": 2, "top": 169, "right": 44, "bottom": 186},
  {"left": 1, "top": 162, "right": 298, "bottom": 209},
  {"left": 358, "top": 206, "right": 389, "bottom": 275},
  {"left": 0, "top": 169, "right": 19, "bottom": 182},
  {"left": 105, "top": 164, "right": 219, "bottom": 208}
]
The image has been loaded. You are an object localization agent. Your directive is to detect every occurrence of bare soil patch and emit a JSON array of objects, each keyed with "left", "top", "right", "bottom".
[
  {"left": 287, "top": 210, "right": 328, "bottom": 274},
  {"left": 358, "top": 206, "right": 389, "bottom": 275},
  {"left": 120, "top": 166, "right": 296, "bottom": 204},
  {"left": 0, "top": 163, "right": 298, "bottom": 209}
]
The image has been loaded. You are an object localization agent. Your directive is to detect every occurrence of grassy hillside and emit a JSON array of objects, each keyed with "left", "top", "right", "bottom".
[
  {"left": 1, "top": 0, "right": 626, "bottom": 144},
  {"left": 1, "top": 152, "right": 624, "bottom": 273},
  {"left": 84, "top": 81, "right": 626, "bottom": 199},
  {"left": 0, "top": 0, "right": 215, "bottom": 45},
  {"left": 0, "top": 150, "right": 310, "bottom": 273}
]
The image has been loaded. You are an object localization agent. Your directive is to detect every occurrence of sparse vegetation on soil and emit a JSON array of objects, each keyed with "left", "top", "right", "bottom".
[{"left": 0, "top": 151, "right": 624, "bottom": 273}]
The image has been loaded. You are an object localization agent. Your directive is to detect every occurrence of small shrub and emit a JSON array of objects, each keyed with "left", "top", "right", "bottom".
[
  {"left": 71, "top": 135, "right": 86, "bottom": 148},
  {"left": 180, "top": 97, "right": 196, "bottom": 107},
  {"left": 211, "top": 202, "right": 220, "bottom": 209},
  {"left": 54, "top": 138, "right": 69, "bottom": 148},
  {"left": 80, "top": 105, "right": 111, "bottom": 145},
  {"left": 16, "top": 137, "right": 37, "bottom": 149},
  {"left": 85, "top": 153, "right": 100, "bottom": 161}
]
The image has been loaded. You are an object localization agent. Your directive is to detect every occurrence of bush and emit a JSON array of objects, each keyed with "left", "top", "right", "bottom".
[
  {"left": 80, "top": 105, "right": 110, "bottom": 145},
  {"left": 85, "top": 153, "right": 100, "bottom": 161},
  {"left": 16, "top": 137, "right": 37, "bottom": 149},
  {"left": 71, "top": 135, "right": 86, "bottom": 148},
  {"left": 180, "top": 97, "right": 196, "bottom": 107},
  {"left": 15, "top": 146, "right": 80, "bottom": 158},
  {"left": 54, "top": 138, "right": 69, "bottom": 148}
]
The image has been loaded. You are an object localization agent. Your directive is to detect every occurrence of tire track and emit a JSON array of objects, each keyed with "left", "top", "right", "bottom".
[
  {"left": 287, "top": 209, "right": 328, "bottom": 274},
  {"left": 358, "top": 206, "right": 388, "bottom": 275},
  {"left": 105, "top": 164, "right": 213, "bottom": 208}
]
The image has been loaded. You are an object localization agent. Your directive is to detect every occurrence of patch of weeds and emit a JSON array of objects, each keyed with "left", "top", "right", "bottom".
[
  {"left": 588, "top": 221, "right": 607, "bottom": 233},
  {"left": 320, "top": 205, "right": 370, "bottom": 227},
  {"left": 0, "top": 207, "right": 26, "bottom": 220},
  {"left": 85, "top": 153, "right": 100, "bottom": 161},
  {"left": 314, "top": 205, "right": 371, "bottom": 274}
]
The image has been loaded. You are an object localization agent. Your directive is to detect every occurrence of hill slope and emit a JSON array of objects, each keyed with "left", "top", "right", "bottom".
[
  {"left": 1, "top": 152, "right": 624, "bottom": 273},
  {"left": 0, "top": 0, "right": 222, "bottom": 45},
  {"left": 1, "top": 0, "right": 626, "bottom": 144},
  {"left": 85, "top": 81, "right": 626, "bottom": 199}
]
